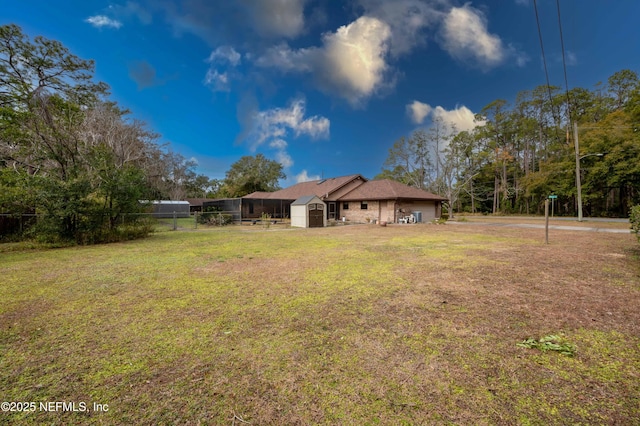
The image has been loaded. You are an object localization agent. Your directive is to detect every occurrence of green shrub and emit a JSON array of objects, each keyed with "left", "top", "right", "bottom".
[
  {"left": 113, "top": 221, "right": 154, "bottom": 241},
  {"left": 631, "top": 205, "right": 640, "bottom": 243},
  {"left": 261, "top": 212, "right": 272, "bottom": 229},
  {"left": 198, "top": 212, "right": 233, "bottom": 226}
]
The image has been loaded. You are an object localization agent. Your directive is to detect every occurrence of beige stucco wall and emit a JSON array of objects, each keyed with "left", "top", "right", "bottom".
[
  {"left": 380, "top": 200, "right": 396, "bottom": 223},
  {"left": 396, "top": 201, "right": 438, "bottom": 222},
  {"left": 341, "top": 200, "right": 440, "bottom": 223}
]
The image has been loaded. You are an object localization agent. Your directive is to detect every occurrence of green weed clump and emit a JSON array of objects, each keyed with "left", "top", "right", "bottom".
[{"left": 517, "top": 335, "right": 577, "bottom": 357}]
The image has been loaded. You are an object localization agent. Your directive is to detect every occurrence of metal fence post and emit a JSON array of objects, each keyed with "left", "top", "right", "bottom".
[
  {"left": 194, "top": 211, "right": 198, "bottom": 229},
  {"left": 173, "top": 211, "right": 177, "bottom": 230}
]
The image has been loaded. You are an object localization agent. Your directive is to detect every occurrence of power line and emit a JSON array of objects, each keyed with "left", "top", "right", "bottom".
[
  {"left": 556, "top": 0, "right": 573, "bottom": 129},
  {"left": 533, "top": 0, "right": 561, "bottom": 142}
]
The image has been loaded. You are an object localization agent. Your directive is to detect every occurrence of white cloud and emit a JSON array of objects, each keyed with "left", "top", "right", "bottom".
[
  {"left": 240, "top": 98, "right": 330, "bottom": 171},
  {"left": 357, "top": 0, "right": 443, "bottom": 57},
  {"left": 256, "top": 16, "right": 392, "bottom": 106},
  {"left": 432, "top": 105, "right": 483, "bottom": 132},
  {"left": 319, "top": 16, "right": 391, "bottom": 105},
  {"left": 204, "top": 46, "right": 242, "bottom": 92},
  {"left": 440, "top": 5, "right": 505, "bottom": 68},
  {"left": 268, "top": 139, "right": 294, "bottom": 168},
  {"left": 296, "top": 115, "right": 330, "bottom": 138},
  {"left": 252, "top": 2, "right": 521, "bottom": 104},
  {"left": 85, "top": 15, "right": 123, "bottom": 29},
  {"left": 295, "top": 170, "right": 320, "bottom": 183},
  {"left": 255, "top": 43, "right": 314, "bottom": 72},
  {"left": 269, "top": 139, "right": 288, "bottom": 150},
  {"left": 204, "top": 69, "right": 230, "bottom": 92},
  {"left": 275, "top": 151, "right": 294, "bottom": 168},
  {"left": 407, "top": 100, "right": 433, "bottom": 124},
  {"left": 407, "top": 101, "right": 483, "bottom": 132},
  {"left": 207, "top": 46, "right": 241, "bottom": 66},
  {"left": 514, "top": 48, "right": 530, "bottom": 67},
  {"left": 251, "top": 98, "right": 330, "bottom": 148}
]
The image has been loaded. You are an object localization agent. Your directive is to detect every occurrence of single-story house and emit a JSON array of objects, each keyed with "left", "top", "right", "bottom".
[
  {"left": 202, "top": 174, "right": 446, "bottom": 224},
  {"left": 183, "top": 198, "right": 211, "bottom": 213},
  {"left": 241, "top": 174, "right": 367, "bottom": 221},
  {"left": 337, "top": 179, "right": 446, "bottom": 223}
]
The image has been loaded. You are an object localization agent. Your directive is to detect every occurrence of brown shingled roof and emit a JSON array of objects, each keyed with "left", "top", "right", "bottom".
[
  {"left": 243, "top": 191, "right": 273, "bottom": 199},
  {"left": 244, "top": 174, "right": 366, "bottom": 200},
  {"left": 338, "top": 179, "right": 447, "bottom": 201}
]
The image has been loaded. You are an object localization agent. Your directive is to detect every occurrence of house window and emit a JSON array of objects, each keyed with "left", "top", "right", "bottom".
[
  {"left": 343, "top": 202, "right": 349, "bottom": 210},
  {"left": 361, "top": 201, "right": 368, "bottom": 210}
]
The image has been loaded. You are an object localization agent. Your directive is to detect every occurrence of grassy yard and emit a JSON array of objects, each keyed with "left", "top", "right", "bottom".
[
  {"left": 455, "top": 214, "right": 632, "bottom": 230},
  {"left": 1, "top": 224, "right": 639, "bottom": 424}
]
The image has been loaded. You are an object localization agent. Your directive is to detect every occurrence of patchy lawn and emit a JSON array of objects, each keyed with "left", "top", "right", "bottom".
[
  {"left": 1, "top": 224, "right": 639, "bottom": 424},
  {"left": 456, "top": 214, "right": 631, "bottom": 230}
]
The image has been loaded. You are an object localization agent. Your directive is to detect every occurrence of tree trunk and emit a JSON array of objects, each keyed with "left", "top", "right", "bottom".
[
  {"left": 493, "top": 175, "right": 499, "bottom": 214},
  {"left": 470, "top": 179, "right": 475, "bottom": 213}
]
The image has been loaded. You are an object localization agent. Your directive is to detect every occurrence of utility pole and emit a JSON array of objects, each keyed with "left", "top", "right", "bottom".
[
  {"left": 574, "top": 122, "right": 583, "bottom": 222},
  {"left": 574, "top": 123, "right": 605, "bottom": 222}
]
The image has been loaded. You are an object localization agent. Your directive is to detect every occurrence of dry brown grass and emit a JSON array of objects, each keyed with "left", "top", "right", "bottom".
[
  {"left": 1, "top": 223, "right": 639, "bottom": 424},
  {"left": 457, "top": 214, "right": 631, "bottom": 229}
]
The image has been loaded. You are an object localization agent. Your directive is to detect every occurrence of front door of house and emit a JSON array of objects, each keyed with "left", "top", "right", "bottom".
[{"left": 328, "top": 202, "right": 336, "bottom": 219}]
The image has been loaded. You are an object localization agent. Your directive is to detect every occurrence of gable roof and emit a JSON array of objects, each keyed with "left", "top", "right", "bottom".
[
  {"left": 183, "top": 198, "right": 210, "bottom": 207},
  {"left": 244, "top": 174, "right": 366, "bottom": 200},
  {"left": 291, "top": 195, "right": 324, "bottom": 206},
  {"left": 338, "top": 179, "right": 447, "bottom": 201},
  {"left": 243, "top": 191, "right": 273, "bottom": 199}
]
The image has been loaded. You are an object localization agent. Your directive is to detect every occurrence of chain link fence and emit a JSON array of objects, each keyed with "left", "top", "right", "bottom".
[{"left": 0, "top": 208, "right": 254, "bottom": 237}]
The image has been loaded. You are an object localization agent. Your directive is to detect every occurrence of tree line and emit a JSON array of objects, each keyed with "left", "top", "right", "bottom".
[
  {"left": 0, "top": 24, "right": 287, "bottom": 244},
  {"left": 378, "top": 69, "right": 640, "bottom": 218},
  {"left": 0, "top": 24, "right": 221, "bottom": 243}
]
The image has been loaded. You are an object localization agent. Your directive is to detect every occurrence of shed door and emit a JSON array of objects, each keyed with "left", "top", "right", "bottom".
[{"left": 308, "top": 204, "right": 324, "bottom": 228}]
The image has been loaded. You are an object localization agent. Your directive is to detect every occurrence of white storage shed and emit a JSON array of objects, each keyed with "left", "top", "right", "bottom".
[{"left": 291, "top": 195, "right": 326, "bottom": 228}]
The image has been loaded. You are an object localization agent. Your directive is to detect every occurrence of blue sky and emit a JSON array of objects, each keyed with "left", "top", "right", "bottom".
[{"left": 3, "top": 0, "right": 639, "bottom": 185}]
